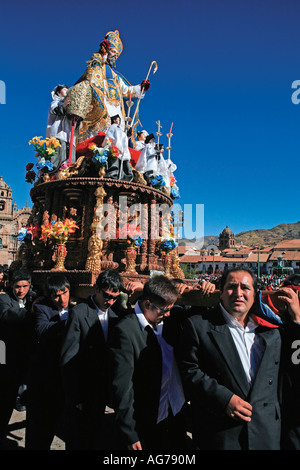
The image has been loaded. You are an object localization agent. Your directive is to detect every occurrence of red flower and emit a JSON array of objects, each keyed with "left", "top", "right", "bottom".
[
  {"left": 110, "top": 145, "right": 120, "bottom": 158},
  {"left": 25, "top": 170, "right": 36, "bottom": 183},
  {"left": 70, "top": 207, "right": 77, "bottom": 217},
  {"left": 116, "top": 223, "right": 141, "bottom": 240},
  {"left": 26, "top": 163, "right": 34, "bottom": 171}
]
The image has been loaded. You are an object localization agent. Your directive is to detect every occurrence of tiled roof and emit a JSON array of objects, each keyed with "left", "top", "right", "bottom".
[
  {"left": 178, "top": 239, "right": 300, "bottom": 264},
  {"left": 179, "top": 254, "right": 270, "bottom": 263},
  {"left": 269, "top": 250, "right": 300, "bottom": 261},
  {"left": 273, "top": 239, "right": 300, "bottom": 249},
  {"left": 247, "top": 253, "right": 270, "bottom": 262},
  {"left": 178, "top": 245, "right": 189, "bottom": 255}
]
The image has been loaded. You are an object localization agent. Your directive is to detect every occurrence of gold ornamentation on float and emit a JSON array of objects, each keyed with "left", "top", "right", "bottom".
[{"left": 85, "top": 186, "right": 107, "bottom": 273}]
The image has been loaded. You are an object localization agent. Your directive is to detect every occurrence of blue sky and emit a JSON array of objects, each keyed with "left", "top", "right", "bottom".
[{"left": 1, "top": 0, "right": 300, "bottom": 237}]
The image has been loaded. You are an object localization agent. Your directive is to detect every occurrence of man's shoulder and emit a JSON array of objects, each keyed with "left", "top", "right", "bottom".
[
  {"left": 34, "top": 299, "right": 56, "bottom": 313},
  {"left": 0, "top": 291, "right": 16, "bottom": 305},
  {"left": 186, "top": 305, "right": 222, "bottom": 326},
  {"left": 34, "top": 294, "right": 55, "bottom": 306},
  {"left": 70, "top": 298, "right": 93, "bottom": 315},
  {"left": 114, "top": 310, "right": 138, "bottom": 330}
]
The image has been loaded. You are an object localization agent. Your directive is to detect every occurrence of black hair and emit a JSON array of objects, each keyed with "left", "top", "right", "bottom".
[
  {"left": 111, "top": 114, "right": 120, "bottom": 124},
  {"left": 55, "top": 85, "right": 68, "bottom": 95},
  {"left": 141, "top": 275, "right": 178, "bottom": 306},
  {"left": 45, "top": 273, "right": 70, "bottom": 297},
  {"left": 10, "top": 268, "right": 32, "bottom": 285},
  {"left": 95, "top": 269, "right": 124, "bottom": 293},
  {"left": 219, "top": 267, "right": 258, "bottom": 294},
  {"left": 145, "top": 133, "right": 155, "bottom": 144}
]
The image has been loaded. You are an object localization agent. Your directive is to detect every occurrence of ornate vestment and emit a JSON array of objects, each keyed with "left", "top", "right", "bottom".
[{"left": 78, "top": 53, "right": 142, "bottom": 143}]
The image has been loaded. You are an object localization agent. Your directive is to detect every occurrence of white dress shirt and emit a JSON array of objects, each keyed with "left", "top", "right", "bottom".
[
  {"left": 14, "top": 293, "right": 26, "bottom": 309},
  {"left": 58, "top": 308, "right": 68, "bottom": 322},
  {"left": 220, "top": 303, "right": 265, "bottom": 385},
  {"left": 18, "top": 298, "right": 26, "bottom": 308},
  {"left": 134, "top": 302, "right": 185, "bottom": 423},
  {"left": 91, "top": 296, "right": 109, "bottom": 341}
]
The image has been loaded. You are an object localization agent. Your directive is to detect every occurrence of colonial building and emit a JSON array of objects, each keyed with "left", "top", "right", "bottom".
[
  {"left": 179, "top": 225, "right": 300, "bottom": 277},
  {"left": 0, "top": 176, "right": 31, "bottom": 266},
  {"left": 219, "top": 225, "right": 236, "bottom": 250}
]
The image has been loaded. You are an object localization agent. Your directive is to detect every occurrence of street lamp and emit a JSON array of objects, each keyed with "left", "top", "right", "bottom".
[
  {"left": 211, "top": 248, "right": 215, "bottom": 276},
  {"left": 254, "top": 246, "right": 263, "bottom": 278},
  {"left": 202, "top": 251, "right": 205, "bottom": 275}
]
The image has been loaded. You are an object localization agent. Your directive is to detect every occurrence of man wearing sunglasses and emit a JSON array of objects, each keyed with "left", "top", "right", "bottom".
[
  {"left": 109, "top": 275, "right": 188, "bottom": 450},
  {"left": 61, "top": 269, "right": 124, "bottom": 450}
]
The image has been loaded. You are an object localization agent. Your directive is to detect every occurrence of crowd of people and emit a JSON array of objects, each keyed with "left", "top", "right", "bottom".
[
  {"left": 196, "top": 272, "right": 288, "bottom": 290},
  {"left": 0, "top": 265, "right": 300, "bottom": 451}
]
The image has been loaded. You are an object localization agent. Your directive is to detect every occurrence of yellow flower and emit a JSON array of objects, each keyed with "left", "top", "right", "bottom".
[
  {"left": 46, "top": 137, "right": 61, "bottom": 148},
  {"left": 29, "top": 136, "right": 41, "bottom": 145},
  {"left": 47, "top": 148, "right": 55, "bottom": 155},
  {"left": 88, "top": 144, "right": 97, "bottom": 150},
  {"left": 34, "top": 137, "right": 45, "bottom": 146}
]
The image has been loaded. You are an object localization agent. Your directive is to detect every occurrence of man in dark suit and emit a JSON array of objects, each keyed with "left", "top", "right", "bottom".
[
  {"left": 61, "top": 269, "right": 124, "bottom": 450},
  {"left": 108, "top": 275, "right": 188, "bottom": 450},
  {"left": 177, "top": 267, "right": 282, "bottom": 450},
  {"left": 25, "top": 273, "right": 72, "bottom": 449},
  {"left": 0, "top": 268, "right": 36, "bottom": 448},
  {"left": 260, "top": 274, "right": 300, "bottom": 449}
]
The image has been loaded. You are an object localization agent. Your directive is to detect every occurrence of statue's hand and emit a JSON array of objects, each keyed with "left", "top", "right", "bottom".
[{"left": 141, "top": 80, "right": 151, "bottom": 91}]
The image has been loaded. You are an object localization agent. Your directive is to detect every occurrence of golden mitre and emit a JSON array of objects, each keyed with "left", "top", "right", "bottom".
[{"left": 105, "top": 30, "right": 123, "bottom": 57}]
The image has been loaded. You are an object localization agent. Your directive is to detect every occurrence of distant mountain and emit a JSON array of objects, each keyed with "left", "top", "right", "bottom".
[
  {"left": 178, "top": 221, "right": 300, "bottom": 248},
  {"left": 235, "top": 221, "right": 300, "bottom": 246}
]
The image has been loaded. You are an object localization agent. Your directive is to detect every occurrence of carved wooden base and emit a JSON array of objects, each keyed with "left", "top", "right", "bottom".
[{"left": 26, "top": 174, "right": 181, "bottom": 294}]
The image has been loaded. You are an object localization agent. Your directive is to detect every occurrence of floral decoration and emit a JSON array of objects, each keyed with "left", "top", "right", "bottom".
[
  {"left": 26, "top": 136, "right": 61, "bottom": 183},
  {"left": 150, "top": 174, "right": 166, "bottom": 191},
  {"left": 170, "top": 176, "right": 180, "bottom": 200},
  {"left": 131, "top": 233, "right": 143, "bottom": 247},
  {"left": 88, "top": 139, "right": 120, "bottom": 168},
  {"left": 25, "top": 163, "right": 37, "bottom": 184},
  {"left": 117, "top": 223, "right": 143, "bottom": 247},
  {"left": 159, "top": 236, "right": 178, "bottom": 253},
  {"left": 40, "top": 218, "right": 79, "bottom": 243},
  {"left": 170, "top": 186, "right": 180, "bottom": 200}
]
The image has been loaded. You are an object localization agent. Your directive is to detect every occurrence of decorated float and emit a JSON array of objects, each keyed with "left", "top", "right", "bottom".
[{"left": 17, "top": 30, "right": 185, "bottom": 297}]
